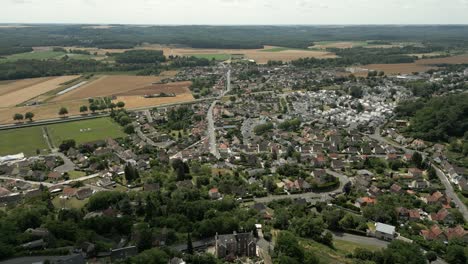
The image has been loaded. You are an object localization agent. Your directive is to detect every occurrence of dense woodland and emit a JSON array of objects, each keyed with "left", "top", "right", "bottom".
[
  {"left": 395, "top": 94, "right": 468, "bottom": 142},
  {"left": 2, "top": 25, "right": 468, "bottom": 50}
]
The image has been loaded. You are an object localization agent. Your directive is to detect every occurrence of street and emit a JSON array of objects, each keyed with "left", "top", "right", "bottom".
[{"left": 368, "top": 126, "right": 468, "bottom": 222}]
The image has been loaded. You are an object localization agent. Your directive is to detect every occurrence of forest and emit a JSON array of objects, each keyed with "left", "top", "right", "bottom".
[
  {"left": 2, "top": 25, "right": 468, "bottom": 50},
  {"left": 395, "top": 93, "right": 468, "bottom": 142}
]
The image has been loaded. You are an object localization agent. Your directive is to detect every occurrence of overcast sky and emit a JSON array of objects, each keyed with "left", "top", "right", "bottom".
[{"left": 2, "top": 0, "right": 468, "bottom": 25}]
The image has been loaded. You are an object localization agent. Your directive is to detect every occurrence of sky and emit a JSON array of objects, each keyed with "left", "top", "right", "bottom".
[{"left": 2, "top": 0, "right": 468, "bottom": 25}]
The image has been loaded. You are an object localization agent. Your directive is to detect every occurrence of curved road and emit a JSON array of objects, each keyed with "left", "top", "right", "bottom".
[{"left": 253, "top": 169, "right": 350, "bottom": 204}]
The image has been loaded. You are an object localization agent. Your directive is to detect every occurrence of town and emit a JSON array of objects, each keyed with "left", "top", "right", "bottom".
[{"left": 0, "top": 58, "right": 467, "bottom": 264}]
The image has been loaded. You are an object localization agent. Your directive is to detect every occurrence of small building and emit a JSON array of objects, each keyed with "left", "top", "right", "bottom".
[
  {"left": 374, "top": 223, "right": 396, "bottom": 241},
  {"left": 215, "top": 231, "right": 256, "bottom": 259},
  {"left": 110, "top": 246, "right": 138, "bottom": 262}
]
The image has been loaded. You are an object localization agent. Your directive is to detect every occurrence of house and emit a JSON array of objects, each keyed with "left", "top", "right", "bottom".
[
  {"left": 374, "top": 223, "right": 396, "bottom": 241},
  {"left": 21, "top": 239, "right": 46, "bottom": 250},
  {"left": 408, "top": 209, "right": 421, "bottom": 221},
  {"left": 76, "top": 187, "right": 94, "bottom": 200},
  {"left": 396, "top": 207, "right": 409, "bottom": 221},
  {"left": 25, "top": 228, "right": 50, "bottom": 238},
  {"left": 331, "top": 160, "right": 344, "bottom": 170},
  {"left": 421, "top": 225, "right": 447, "bottom": 241},
  {"left": 48, "top": 171, "right": 62, "bottom": 181},
  {"left": 368, "top": 185, "right": 381, "bottom": 197},
  {"left": 215, "top": 231, "right": 256, "bottom": 259},
  {"left": 389, "top": 183, "right": 402, "bottom": 193},
  {"left": 410, "top": 179, "right": 429, "bottom": 189},
  {"left": 110, "top": 246, "right": 138, "bottom": 262},
  {"left": 430, "top": 208, "right": 455, "bottom": 224},
  {"left": 421, "top": 225, "right": 468, "bottom": 243},
  {"left": 209, "top": 188, "right": 222, "bottom": 199},
  {"left": 446, "top": 226, "right": 468, "bottom": 243},
  {"left": 425, "top": 191, "right": 450, "bottom": 205},
  {"left": 62, "top": 187, "right": 77, "bottom": 198},
  {"left": 408, "top": 168, "right": 423, "bottom": 178},
  {"left": 354, "top": 197, "right": 376, "bottom": 208}
]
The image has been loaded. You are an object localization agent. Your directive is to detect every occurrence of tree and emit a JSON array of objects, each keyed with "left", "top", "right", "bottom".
[
  {"left": 425, "top": 251, "right": 437, "bottom": 263},
  {"left": 411, "top": 152, "right": 423, "bottom": 169},
  {"left": 124, "top": 163, "right": 139, "bottom": 183},
  {"left": 136, "top": 225, "right": 153, "bottom": 252},
  {"left": 117, "top": 101, "right": 125, "bottom": 108},
  {"left": 350, "top": 86, "right": 363, "bottom": 98},
  {"left": 89, "top": 104, "right": 98, "bottom": 113},
  {"left": 13, "top": 113, "right": 24, "bottom": 121},
  {"left": 109, "top": 103, "right": 116, "bottom": 110},
  {"left": 187, "top": 233, "right": 194, "bottom": 254},
  {"left": 427, "top": 166, "right": 438, "bottom": 181},
  {"left": 58, "top": 107, "right": 68, "bottom": 116},
  {"left": 124, "top": 124, "right": 135, "bottom": 134},
  {"left": 79, "top": 105, "right": 88, "bottom": 113},
  {"left": 445, "top": 244, "right": 466, "bottom": 264},
  {"left": 275, "top": 231, "right": 304, "bottom": 262},
  {"left": 59, "top": 139, "right": 76, "bottom": 152},
  {"left": 25, "top": 112, "right": 34, "bottom": 121},
  {"left": 379, "top": 240, "right": 426, "bottom": 264}
]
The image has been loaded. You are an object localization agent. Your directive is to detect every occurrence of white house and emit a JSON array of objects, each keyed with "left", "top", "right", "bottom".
[{"left": 374, "top": 222, "right": 396, "bottom": 241}]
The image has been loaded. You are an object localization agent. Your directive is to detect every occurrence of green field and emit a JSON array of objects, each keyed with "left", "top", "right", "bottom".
[
  {"left": 300, "top": 238, "right": 381, "bottom": 263},
  {"left": 47, "top": 117, "right": 126, "bottom": 146},
  {"left": 0, "top": 51, "right": 66, "bottom": 63},
  {"left": 0, "top": 126, "right": 48, "bottom": 156},
  {"left": 261, "top": 47, "right": 312, "bottom": 52},
  {"left": 191, "top": 53, "right": 231, "bottom": 61}
]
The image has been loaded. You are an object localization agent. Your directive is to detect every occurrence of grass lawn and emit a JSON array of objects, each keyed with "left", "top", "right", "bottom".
[
  {"left": 52, "top": 196, "right": 88, "bottom": 209},
  {"left": 261, "top": 47, "right": 312, "bottom": 52},
  {"left": 300, "top": 238, "right": 380, "bottom": 264},
  {"left": 67, "top": 170, "right": 87, "bottom": 180},
  {"left": 0, "top": 126, "right": 48, "bottom": 156},
  {"left": 191, "top": 54, "right": 231, "bottom": 61},
  {"left": 47, "top": 117, "right": 126, "bottom": 146},
  {"left": 0, "top": 51, "right": 66, "bottom": 63}
]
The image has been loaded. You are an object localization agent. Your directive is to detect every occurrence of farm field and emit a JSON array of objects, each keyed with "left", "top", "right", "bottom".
[
  {"left": 0, "top": 126, "right": 48, "bottom": 156},
  {"left": 311, "top": 41, "right": 369, "bottom": 49},
  {"left": 0, "top": 50, "right": 66, "bottom": 63},
  {"left": 360, "top": 54, "right": 468, "bottom": 75},
  {"left": 0, "top": 75, "right": 80, "bottom": 107},
  {"left": 47, "top": 117, "right": 126, "bottom": 146},
  {"left": 114, "top": 92, "right": 195, "bottom": 109},
  {"left": 0, "top": 99, "right": 88, "bottom": 125},
  {"left": 0, "top": 77, "right": 51, "bottom": 97},
  {"left": 191, "top": 53, "right": 231, "bottom": 61},
  {"left": 51, "top": 74, "right": 178, "bottom": 102},
  {"left": 62, "top": 44, "right": 337, "bottom": 64},
  {"left": 363, "top": 63, "right": 437, "bottom": 75}
]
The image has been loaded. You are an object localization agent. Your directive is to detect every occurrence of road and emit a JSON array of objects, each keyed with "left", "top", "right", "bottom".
[
  {"left": 254, "top": 169, "right": 349, "bottom": 204},
  {"left": 207, "top": 100, "right": 220, "bottom": 159},
  {"left": 367, "top": 126, "right": 468, "bottom": 222},
  {"left": 433, "top": 165, "right": 468, "bottom": 221},
  {"left": 143, "top": 110, "right": 153, "bottom": 123},
  {"left": 0, "top": 173, "right": 100, "bottom": 188},
  {"left": 207, "top": 68, "right": 231, "bottom": 159},
  {"left": 50, "top": 152, "right": 76, "bottom": 174},
  {"left": 134, "top": 124, "right": 158, "bottom": 147}
]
